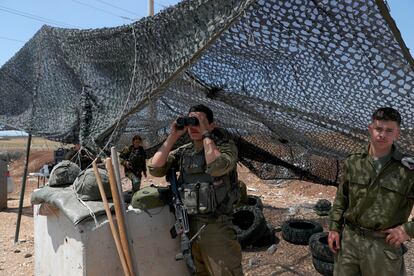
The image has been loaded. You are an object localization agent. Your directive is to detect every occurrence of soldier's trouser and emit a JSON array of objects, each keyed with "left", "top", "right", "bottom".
[
  {"left": 125, "top": 172, "right": 141, "bottom": 192},
  {"left": 190, "top": 215, "right": 243, "bottom": 276},
  {"left": 334, "top": 225, "right": 406, "bottom": 276}
]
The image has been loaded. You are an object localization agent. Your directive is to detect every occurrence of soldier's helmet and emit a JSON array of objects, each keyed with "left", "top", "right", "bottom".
[
  {"left": 73, "top": 168, "right": 112, "bottom": 201},
  {"left": 48, "top": 160, "right": 80, "bottom": 187},
  {"left": 131, "top": 186, "right": 169, "bottom": 210}
]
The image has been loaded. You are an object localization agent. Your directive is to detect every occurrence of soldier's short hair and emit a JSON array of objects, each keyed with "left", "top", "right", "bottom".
[
  {"left": 372, "top": 107, "right": 401, "bottom": 126},
  {"left": 188, "top": 104, "right": 214, "bottom": 123},
  {"left": 132, "top": 135, "right": 142, "bottom": 142}
]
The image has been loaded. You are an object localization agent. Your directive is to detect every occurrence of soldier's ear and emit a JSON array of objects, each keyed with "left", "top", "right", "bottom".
[
  {"left": 209, "top": 121, "right": 217, "bottom": 130},
  {"left": 368, "top": 123, "right": 373, "bottom": 134},
  {"left": 395, "top": 127, "right": 401, "bottom": 140}
]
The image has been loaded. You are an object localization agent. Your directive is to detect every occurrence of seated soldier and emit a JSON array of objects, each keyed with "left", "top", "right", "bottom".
[
  {"left": 120, "top": 135, "right": 147, "bottom": 192},
  {"left": 64, "top": 143, "right": 94, "bottom": 170}
]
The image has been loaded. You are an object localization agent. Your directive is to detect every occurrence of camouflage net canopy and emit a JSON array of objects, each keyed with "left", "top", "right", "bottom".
[{"left": 1, "top": 0, "right": 413, "bottom": 185}]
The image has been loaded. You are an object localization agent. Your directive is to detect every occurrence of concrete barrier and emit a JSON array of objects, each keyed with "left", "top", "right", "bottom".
[{"left": 34, "top": 204, "right": 190, "bottom": 276}]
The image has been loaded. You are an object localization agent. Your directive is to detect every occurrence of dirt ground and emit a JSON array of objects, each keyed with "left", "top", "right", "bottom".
[{"left": 0, "top": 149, "right": 413, "bottom": 275}]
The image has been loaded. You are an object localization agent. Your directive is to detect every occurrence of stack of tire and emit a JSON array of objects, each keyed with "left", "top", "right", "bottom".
[
  {"left": 281, "top": 219, "right": 323, "bottom": 245},
  {"left": 232, "top": 195, "right": 276, "bottom": 248},
  {"left": 309, "top": 232, "right": 334, "bottom": 275},
  {"left": 281, "top": 219, "right": 333, "bottom": 275}
]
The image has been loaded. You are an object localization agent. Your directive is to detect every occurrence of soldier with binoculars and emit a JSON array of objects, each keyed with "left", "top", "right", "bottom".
[{"left": 149, "top": 104, "right": 242, "bottom": 276}]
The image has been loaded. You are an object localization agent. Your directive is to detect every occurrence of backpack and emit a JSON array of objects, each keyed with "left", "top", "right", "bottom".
[
  {"left": 48, "top": 160, "right": 80, "bottom": 187},
  {"left": 73, "top": 168, "right": 112, "bottom": 201}
]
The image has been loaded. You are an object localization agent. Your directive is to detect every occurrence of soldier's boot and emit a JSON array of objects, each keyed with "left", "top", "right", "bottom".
[{"left": 131, "top": 176, "right": 141, "bottom": 193}]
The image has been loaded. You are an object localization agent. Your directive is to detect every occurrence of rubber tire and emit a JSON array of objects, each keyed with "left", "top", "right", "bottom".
[
  {"left": 246, "top": 195, "right": 264, "bottom": 210},
  {"left": 282, "top": 219, "right": 323, "bottom": 245},
  {"left": 232, "top": 205, "right": 267, "bottom": 248},
  {"left": 252, "top": 222, "right": 277, "bottom": 247},
  {"left": 312, "top": 256, "right": 334, "bottom": 276},
  {"left": 309, "top": 232, "right": 334, "bottom": 263}
]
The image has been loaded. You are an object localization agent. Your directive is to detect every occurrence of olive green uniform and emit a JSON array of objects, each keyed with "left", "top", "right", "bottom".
[
  {"left": 64, "top": 147, "right": 92, "bottom": 170},
  {"left": 148, "top": 130, "right": 242, "bottom": 276},
  {"left": 120, "top": 145, "right": 147, "bottom": 192},
  {"left": 330, "top": 146, "right": 414, "bottom": 276}
]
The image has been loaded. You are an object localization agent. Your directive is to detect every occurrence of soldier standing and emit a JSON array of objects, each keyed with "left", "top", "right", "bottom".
[
  {"left": 148, "top": 104, "right": 243, "bottom": 276},
  {"left": 120, "top": 135, "right": 147, "bottom": 193},
  {"left": 329, "top": 107, "right": 414, "bottom": 276}
]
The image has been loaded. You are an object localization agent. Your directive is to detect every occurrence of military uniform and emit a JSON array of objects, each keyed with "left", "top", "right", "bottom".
[
  {"left": 120, "top": 145, "right": 147, "bottom": 192},
  {"left": 330, "top": 145, "right": 414, "bottom": 276},
  {"left": 149, "top": 129, "right": 243, "bottom": 276},
  {"left": 64, "top": 147, "right": 92, "bottom": 170}
]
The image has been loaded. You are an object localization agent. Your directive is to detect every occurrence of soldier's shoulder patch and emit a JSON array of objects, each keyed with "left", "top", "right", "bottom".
[
  {"left": 401, "top": 157, "right": 414, "bottom": 170},
  {"left": 347, "top": 150, "right": 365, "bottom": 158}
]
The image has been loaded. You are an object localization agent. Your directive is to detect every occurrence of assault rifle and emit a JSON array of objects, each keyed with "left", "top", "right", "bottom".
[{"left": 167, "top": 168, "right": 196, "bottom": 274}]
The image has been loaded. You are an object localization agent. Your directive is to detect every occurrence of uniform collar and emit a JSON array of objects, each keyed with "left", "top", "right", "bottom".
[{"left": 363, "top": 144, "right": 403, "bottom": 161}]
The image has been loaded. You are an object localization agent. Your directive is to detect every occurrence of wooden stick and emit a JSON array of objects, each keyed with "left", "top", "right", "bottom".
[
  {"left": 92, "top": 160, "right": 130, "bottom": 276},
  {"left": 106, "top": 158, "right": 134, "bottom": 276},
  {"left": 110, "top": 147, "right": 138, "bottom": 275}
]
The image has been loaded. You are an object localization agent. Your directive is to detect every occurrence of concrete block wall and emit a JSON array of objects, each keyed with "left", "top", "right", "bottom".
[{"left": 34, "top": 204, "right": 190, "bottom": 276}]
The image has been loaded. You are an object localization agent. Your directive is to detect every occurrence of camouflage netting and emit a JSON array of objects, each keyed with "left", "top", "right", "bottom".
[{"left": 0, "top": 0, "right": 413, "bottom": 185}]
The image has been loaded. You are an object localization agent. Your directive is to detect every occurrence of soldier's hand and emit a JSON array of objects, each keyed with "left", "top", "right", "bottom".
[
  {"left": 383, "top": 226, "right": 410, "bottom": 247},
  {"left": 171, "top": 116, "right": 187, "bottom": 138},
  {"left": 328, "top": 231, "right": 341, "bottom": 254}
]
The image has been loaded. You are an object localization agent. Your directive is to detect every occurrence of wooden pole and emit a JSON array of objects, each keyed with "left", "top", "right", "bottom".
[
  {"left": 110, "top": 147, "right": 138, "bottom": 275},
  {"left": 148, "top": 0, "right": 154, "bottom": 16},
  {"left": 106, "top": 158, "right": 135, "bottom": 276},
  {"left": 92, "top": 160, "right": 130, "bottom": 276},
  {"left": 14, "top": 133, "right": 32, "bottom": 243}
]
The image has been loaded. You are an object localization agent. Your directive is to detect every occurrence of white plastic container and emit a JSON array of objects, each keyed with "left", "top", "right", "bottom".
[{"left": 7, "top": 165, "right": 13, "bottom": 193}]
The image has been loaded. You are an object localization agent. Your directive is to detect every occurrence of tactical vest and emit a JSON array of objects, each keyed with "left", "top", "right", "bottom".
[
  {"left": 128, "top": 146, "right": 146, "bottom": 173},
  {"left": 178, "top": 146, "right": 239, "bottom": 216}
]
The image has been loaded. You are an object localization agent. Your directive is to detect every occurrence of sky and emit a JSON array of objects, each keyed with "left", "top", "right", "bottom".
[{"left": 0, "top": 0, "right": 413, "bottom": 67}]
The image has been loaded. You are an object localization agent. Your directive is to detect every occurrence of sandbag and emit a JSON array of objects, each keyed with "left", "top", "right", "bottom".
[
  {"left": 48, "top": 160, "right": 80, "bottom": 187},
  {"left": 73, "top": 168, "right": 112, "bottom": 201}
]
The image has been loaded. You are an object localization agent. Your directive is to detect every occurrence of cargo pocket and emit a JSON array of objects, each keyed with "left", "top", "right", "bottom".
[
  {"left": 383, "top": 246, "right": 405, "bottom": 261},
  {"left": 182, "top": 184, "right": 199, "bottom": 215},
  {"left": 198, "top": 182, "right": 216, "bottom": 214}
]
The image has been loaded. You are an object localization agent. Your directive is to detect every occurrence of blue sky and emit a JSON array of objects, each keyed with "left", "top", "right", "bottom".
[{"left": 0, "top": 0, "right": 413, "bottom": 67}]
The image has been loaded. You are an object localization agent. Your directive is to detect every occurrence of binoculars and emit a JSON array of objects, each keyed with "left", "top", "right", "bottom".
[{"left": 176, "top": 116, "right": 199, "bottom": 130}]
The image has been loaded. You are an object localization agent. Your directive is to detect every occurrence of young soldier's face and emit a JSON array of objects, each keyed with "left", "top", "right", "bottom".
[
  {"left": 187, "top": 111, "right": 211, "bottom": 141},
  {"left": 368, "top": 119, "right": 400, "bottom": 151},
  {"left": 133, "top": 139, "right": 142, "bottom": 148}
]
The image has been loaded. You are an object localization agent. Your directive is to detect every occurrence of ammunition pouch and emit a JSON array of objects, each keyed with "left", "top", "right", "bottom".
[
  {"left": 182, "top": 182, "right": 216, "bottom": 215},
  {"left": 181, "top": 178, "right": 237, "bottom": 215}
]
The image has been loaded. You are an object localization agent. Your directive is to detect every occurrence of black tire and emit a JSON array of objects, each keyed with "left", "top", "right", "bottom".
[
  {"left": 246, "top": 195, "right": 264, "bottom": 210},
  {"left": 252, "top": 222, "right": 278, "bottom": 247},
  {"left": 232, "top": 205, "right": 267, "bottom": 248},
  {"left": 309, "top": 232, "right": 334, "bottom": 263},
  {"left": 281, "top": 219, "right": 323, "bottom": 245},
  {"left": 312, "top": 257, "right": 334, "bottom": 276}
]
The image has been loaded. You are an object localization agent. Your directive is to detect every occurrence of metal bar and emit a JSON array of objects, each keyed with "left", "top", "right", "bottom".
[
  {"left": 14, "top": 133, "right": 32, "bottom": 243},
  {"left": 0, "top": 159, "right": 7, "bottom": 210}
]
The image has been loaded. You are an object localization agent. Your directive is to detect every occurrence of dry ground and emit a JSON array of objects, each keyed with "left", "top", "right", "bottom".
[{"left": 0, "top": 141, "right": 413, "bottom": 275}]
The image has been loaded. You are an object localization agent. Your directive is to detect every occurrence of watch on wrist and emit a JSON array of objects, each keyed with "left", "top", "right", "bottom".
[{"left": 202, "top": 131, "right": 214, "bottom": 140}]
